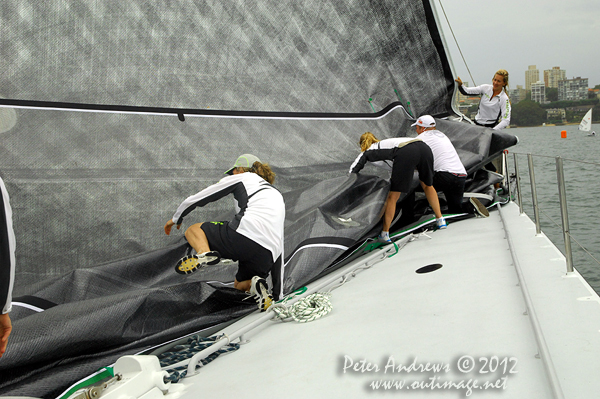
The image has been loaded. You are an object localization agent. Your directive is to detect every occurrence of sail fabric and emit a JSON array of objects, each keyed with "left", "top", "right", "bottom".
[
  {"left": 579, "top": 109, "right": 592, "bottom": 132},
  {"left": 1, "top": 1, "right": 454, "bottom": 115},
  {"left": 0, "top": 1, "right": 517, "bottom": 397}
]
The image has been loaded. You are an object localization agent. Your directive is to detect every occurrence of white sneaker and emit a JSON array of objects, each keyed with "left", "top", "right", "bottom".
[
  {"left": 377, "top": 231, "right": 392, "bottom": 244},
  {"left": 175, "top": 251, "right": 221, "bottom": 275},
  {"left": 436, "top": 218, "right": 447, "bottom": 230},
  {"left": 248, "top": 276, "right": 273, "bottom": 312}
]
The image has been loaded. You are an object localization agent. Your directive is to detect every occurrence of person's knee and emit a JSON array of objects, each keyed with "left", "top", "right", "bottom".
[
  {"left": 421, "top": 183, "right": 434, "bottom": 192},
  {"left": 184, "top": 223, "right": 203, "bottom": 242},
  {"left": 387, "top": 191, "right": 401, "bottom": 202},
  {"left": 234, "top": 279, "right": 250, "bottom": 292}
]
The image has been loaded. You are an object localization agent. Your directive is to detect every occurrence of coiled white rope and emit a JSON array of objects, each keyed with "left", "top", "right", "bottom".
[{"left": 271, "top": 292, "right": 333, "bottom": 323}]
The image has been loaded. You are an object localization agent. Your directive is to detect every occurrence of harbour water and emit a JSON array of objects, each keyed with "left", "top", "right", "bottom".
[{"left": 505, "top": 123, "right": 600, "bottom": 294}]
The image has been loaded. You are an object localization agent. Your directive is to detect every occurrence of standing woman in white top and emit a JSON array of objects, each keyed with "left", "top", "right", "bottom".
[
  {"left": 164, "top": 154, "right": 285, "bottom": 311},
  {"left": 455, "top": 69, "right": 511, "bottom": 130}
]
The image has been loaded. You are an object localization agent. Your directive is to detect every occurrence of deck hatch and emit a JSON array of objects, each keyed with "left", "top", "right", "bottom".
[{"left": 416, "top": 263, "right": 443, "bottom": 274}]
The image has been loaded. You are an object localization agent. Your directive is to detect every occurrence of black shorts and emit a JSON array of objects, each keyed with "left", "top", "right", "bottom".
[
  {"left": 433, "top": 171, "right": 466, "bottom": 214},
  {"left": 389, "top": 141, "right": 434, "bottom": 192},
  {"left": 200, "top": 221, "right": 273, "bottom": 282}
]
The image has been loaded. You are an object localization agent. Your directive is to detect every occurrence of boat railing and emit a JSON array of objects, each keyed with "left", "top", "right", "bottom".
[{"left": 504, "top": 151, "right": 600, "bottom": 277}]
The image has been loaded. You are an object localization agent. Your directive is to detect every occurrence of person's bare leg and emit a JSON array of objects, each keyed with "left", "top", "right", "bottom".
[
  {"left": 234, "top": 279, "right": 252, "bottom": 292},
  {"left": 184, "top": 223, "right": 211, "bottom": 253},
  {"left": 421, "top": 182, "right": 443, "bottom": 219},
  {"left": 383, "top": 191, "right": 402, "bottom": 232}
]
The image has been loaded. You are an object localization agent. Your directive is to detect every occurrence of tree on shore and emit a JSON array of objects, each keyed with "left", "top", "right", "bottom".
[{"left": 511, "top": 100, "right": 546, "bottom": 126}]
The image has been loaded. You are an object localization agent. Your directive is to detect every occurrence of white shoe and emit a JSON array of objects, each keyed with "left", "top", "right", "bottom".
[
  {"left": 377, "top": 231, "right": 392, "bottom": 244},
  {"left": 175, "top": 251, "right": 221, "bottom": 275},
  {"left": 248, "top": 276, "right": 273, "bottom": 312},
  {"left": 436, "top": 218, "right": 447, "bottom": 230}
]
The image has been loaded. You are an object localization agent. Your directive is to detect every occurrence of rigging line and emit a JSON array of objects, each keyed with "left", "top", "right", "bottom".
[
  {"left": 437, "top": 0, "right": 475, "bottom": 86},
  {"left": 568, "top": 233, "right": 600, "bottom": 268}
]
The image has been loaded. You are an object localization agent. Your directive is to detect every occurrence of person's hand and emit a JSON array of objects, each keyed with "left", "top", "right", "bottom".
[
  {"left": 455, "top": 77, "right": 463, "bottom": 86},
  {"left": 164, "top": 219, "right": 181, "bottom": 235},
  {"left": 0, "top": 313, "right": 12, "bottom": 358}
]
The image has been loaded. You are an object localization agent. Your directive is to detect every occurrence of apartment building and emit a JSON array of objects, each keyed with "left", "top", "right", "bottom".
[
  {"left": 544, "top": 67, "right": 566, "bottom": 88},
  {"left": 531, "top": 81, "right": 546, "bottom": 103},
  {"left": 558, "top": 77, "right": 589, "bottom": 101},
  {"left": 525, "top": 65, "right": 539, "bottom": 91}
]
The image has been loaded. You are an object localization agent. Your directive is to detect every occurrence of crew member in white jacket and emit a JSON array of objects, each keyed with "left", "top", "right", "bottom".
[
  {"left": 456, "top": 69, "right": 511, "bottom": 130},
  {"left": 1, "top": 176, "right": 16, "bottom": 358},
  {"left": 164, "top": 154, "right": 285, "bottom": 311}
]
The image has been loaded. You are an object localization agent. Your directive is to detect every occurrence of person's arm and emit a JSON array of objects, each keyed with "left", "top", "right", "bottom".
[
  {"left": 352, "top": 148, "right": 399, "bottom": 174},
  {"left": 164, "top": 219, "right": 181, "bottom": 235},
  {"left": 0, "top": 178, "right": 14, "bottom": 315},
  {"left": 455, "top": 77, "right": 484, "bottom": 96},
  {"left": 494, "top": 94, "right": 511, "bottom": 130},
  {"left": 0, "top": 177, "right": 15, "bottom": 358},
  {"left": 170, "top": 175, "right": 243, "bottom": 227},
  {"left": 0, "top": 312, "right": 11, "bottom": 358},
  {"left": 350, "top": 140, "right": 405, "bottom": 173},
  {"left": 349, "top": 151, "right": 367, "bottom": 174}
]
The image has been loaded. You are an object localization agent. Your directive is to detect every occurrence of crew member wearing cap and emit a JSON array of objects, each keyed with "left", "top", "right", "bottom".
[
  {"left": 164, "top": 154, "right": 285, "bottom": 311},
  {"left": 349, "top": 132, "right": 447, "bottom": 244},
  {"left": 413, "top": 115, "right": 488, "bottom": 217}
]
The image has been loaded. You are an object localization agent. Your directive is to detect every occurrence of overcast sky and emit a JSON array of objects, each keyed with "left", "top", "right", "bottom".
[{"left": 435, "top": 0, "right": 600, "bottom": 89}]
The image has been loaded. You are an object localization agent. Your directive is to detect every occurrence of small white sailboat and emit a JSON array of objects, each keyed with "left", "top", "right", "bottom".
[{"left": 578, "top": 108, "right": 595, "bottom": 136}]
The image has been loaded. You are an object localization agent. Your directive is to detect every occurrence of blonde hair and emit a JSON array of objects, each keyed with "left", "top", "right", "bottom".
[
  {"left": 240, "top": 161, "right": 276, "bottom": 184},
  {"left": 359, "top": 132, "right": 380, "bottom": 152},
  {"left": 494, "top": 69, "right": 509, "bottom": 93}
]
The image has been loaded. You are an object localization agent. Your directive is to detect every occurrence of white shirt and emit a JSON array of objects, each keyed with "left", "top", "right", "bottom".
[
  {"left": 172, "top": 172, "right": 285, "bottom": 262},
  {"left": 460, "top": 84, "right": 511, "bottom": 130},
  {"left": 418, "top": 129, "right": 467, "bottom": 175}
]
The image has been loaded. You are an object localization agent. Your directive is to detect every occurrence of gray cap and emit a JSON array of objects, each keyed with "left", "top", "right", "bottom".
[{"left": 225, "top": 154, "right": 262, "bottom": 175}]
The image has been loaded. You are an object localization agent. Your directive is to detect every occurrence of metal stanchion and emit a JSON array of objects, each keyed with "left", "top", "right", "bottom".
[
  {"left": 506, "top": 151, "right": 512, "bottom": 200},
  {"left": 555, "top": 157, "right": 574, "bottom": 273},
  {"left": 528, "top": 154, "right": 541, "bottom": 235},
  {"left": 513, "top": 154, "right": 523, "bottom": 214}
]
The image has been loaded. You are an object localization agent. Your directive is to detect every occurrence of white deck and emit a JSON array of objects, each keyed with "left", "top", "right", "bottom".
[{"left": 106, "top": 202, "right": 600, "bottom": 399}]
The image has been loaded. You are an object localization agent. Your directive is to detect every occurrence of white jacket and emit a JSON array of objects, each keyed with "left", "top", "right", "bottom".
[
  {"left": 172, "top": 172, "right": 285, "bottom": 263},
  {"left": 459, "top": 83, "right": 511, "bottom": 130}
]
